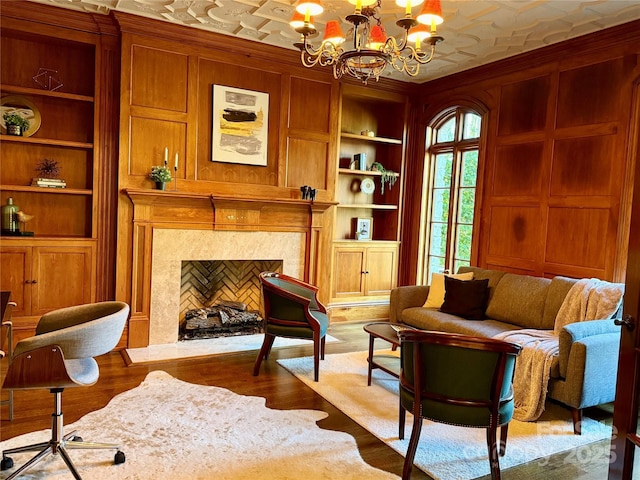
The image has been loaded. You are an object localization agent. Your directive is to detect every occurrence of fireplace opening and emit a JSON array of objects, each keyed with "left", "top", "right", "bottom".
[{"left": 179, "top": 259, "right": 282, "bottom": 340}]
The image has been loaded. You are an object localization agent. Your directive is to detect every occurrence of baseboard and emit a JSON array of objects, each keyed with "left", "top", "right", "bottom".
[{"left": 328, "top": 301, "right": 389, "bottom": 323}]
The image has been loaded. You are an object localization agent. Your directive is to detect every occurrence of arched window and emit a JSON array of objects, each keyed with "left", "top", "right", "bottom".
[{"left": 421, "top": 108, "right": 482, "bottom": 282}]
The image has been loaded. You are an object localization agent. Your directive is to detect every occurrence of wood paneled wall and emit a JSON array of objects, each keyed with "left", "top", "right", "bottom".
[
  {"left": 401, "top": 21, "right": 640, "bottom": 284},
  {"left": 112, "top": 12, "right": 408, "bottom": 346}
]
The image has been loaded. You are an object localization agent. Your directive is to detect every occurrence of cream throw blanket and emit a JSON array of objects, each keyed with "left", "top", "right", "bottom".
[{"left": 494, "top": 278, "right": 624, "bottom": 422}]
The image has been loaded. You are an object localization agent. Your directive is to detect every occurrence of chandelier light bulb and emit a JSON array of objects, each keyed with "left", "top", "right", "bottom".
[
  {"left": 395, "top": 0, "right": 425, "bottom": 16},
  {"left": 348, "top": 0, "right": 378, "bottom": 10},
  {"left": 290, "top": 11, "right": 314, "bottom": 30},
  {"left": 407, "top": 24, "right": 431, "bottom": 50},
  {"left": 296, "top": 0, "right": 324, "bottom": 19},
  {"left": 416, "top": 0, "right": 443, "bottom": 26}
]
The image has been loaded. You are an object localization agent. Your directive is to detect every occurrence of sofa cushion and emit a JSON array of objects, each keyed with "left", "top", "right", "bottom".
[
  {"left": 440, "top": 277, "right": 489, "bottom": 320},
  {"left": 485, "top": 273, "right": 551, "bottom": 329},
  {"left": 457, "top": 266, "right": 506, "bottom": 304},
  {"left": 543, "top": 276, "right": 578, "bottom": 330},
  {"left": 401, "top": 307, "right": 520, "bottom": 338},
  {"left": 423, "top": 272, "right": 474, "bottom": 308}
]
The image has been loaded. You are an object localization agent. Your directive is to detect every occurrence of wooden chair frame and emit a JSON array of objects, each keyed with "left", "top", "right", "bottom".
[
  {"left": 398, "top": 330, "right": 522, "bottom": 480},
  {"left": 253, "top": 272, "right": 327, "bottom": 381}
]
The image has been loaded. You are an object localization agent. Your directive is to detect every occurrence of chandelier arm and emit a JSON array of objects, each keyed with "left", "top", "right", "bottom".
[
  {"left": 412, "top": 44, "right": 437, "bottom": 65},
  {"left": 300, "top": 36, "right": 342, "bottom": 68}
]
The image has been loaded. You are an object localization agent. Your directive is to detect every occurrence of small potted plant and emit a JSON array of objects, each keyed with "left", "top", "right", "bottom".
[
  {"left": 3, "top": 112, "right": 30, "bottom": 136},
  {"left": 370, "top": 161, "right": 398, "bottom": 195},
  {"left": 149, "top": 164, "right": 172, "bottom": 190}
]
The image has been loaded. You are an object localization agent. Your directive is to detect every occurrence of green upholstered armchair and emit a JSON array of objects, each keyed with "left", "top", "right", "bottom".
[
  {"left": 253, "top": 272, "right": 329, "bottom": 382},
  {"left": 398, "top": 330, "right": 522, "bottom": 480},
  {"left": 1, "top": 301, "right": 129, "bottom": 479}
]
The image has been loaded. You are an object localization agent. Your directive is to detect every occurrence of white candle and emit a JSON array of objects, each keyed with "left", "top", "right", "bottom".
[
  {"left": 174, "top": 152, "right": 178, "bottom": 169},
  {"left": 164, "top": 147, "right": 168, "bottom": 164}
]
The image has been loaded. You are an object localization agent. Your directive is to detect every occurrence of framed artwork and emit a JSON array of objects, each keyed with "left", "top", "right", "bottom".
[
  {"left": 355, "top": 217, "right": 372, "bottom": 240},
  {"left": 1, "top": 95, "right": 41, "bottom": 137},
  {"left": 211, "top": 85, "right": 269, "bottom": 166}
]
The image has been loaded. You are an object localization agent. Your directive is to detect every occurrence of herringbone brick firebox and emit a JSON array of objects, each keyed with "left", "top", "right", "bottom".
[{"left": 179, "top": 260, "right": 283, "bottom": 322}]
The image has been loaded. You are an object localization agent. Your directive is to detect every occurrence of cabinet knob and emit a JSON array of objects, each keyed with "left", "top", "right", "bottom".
[
  {"left": 32, "top": 280, "right": 37, "bottom": 284},
  {"left": 362, "top": 271, "right": 369, "bottom": 274},
  {"left": 25, "top": 279, "right": 37, "bottom": 284}
]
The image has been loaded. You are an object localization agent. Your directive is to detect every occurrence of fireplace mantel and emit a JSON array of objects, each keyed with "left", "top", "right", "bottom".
[{"left": 123, "top": 188, "right": 335, "bottom": 347}]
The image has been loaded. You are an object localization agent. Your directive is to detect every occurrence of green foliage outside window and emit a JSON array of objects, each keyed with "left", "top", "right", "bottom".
[{"left": 424, "top": 110, "right": 481, "bottom": 281}]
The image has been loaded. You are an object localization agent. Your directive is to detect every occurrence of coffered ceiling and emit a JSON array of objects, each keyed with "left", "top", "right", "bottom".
[{"left": 28, "top": 0, "right": 640, "bottom": 83}]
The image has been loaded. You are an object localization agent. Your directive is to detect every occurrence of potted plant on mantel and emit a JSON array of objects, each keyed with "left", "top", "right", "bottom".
[
  {"left": 3, "top": 112, "right": 30, "bottom": 136},
  {"left": 149, "top": 164, "right": 172, "bottom": 190}
]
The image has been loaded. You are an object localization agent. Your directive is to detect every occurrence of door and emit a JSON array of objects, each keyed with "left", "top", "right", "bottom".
[
  {"left": 332, "top": 246, "right": 366, "bottom": 299},
  {"left": 0, "top": 246, "right": 31, "bottom": 317},
  {"left": 366, "top": 246, "right": 398, "bottom": 296},
  {"left": 31, "top": 247, "right": 94, "bottom": 316},
  {"left": 608, "top": 81, "right": 640, "bottom": 479}
]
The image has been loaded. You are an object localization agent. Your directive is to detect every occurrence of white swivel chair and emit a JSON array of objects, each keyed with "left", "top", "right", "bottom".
[{"left": 0, "top": 301, "right": 130, "bottom": 480}]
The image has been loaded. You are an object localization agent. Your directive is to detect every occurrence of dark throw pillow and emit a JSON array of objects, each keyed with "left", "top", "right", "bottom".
[{"left": 440, "top": 277, "right": 490, "bottom": 320}]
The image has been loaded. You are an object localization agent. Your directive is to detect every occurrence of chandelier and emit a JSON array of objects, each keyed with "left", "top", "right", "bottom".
[{"left": 290, "top": 0, "right": 444, "bottom": 83}]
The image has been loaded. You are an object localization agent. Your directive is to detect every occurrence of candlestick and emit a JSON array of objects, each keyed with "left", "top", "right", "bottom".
[
  {"left": 164, "top": 147, "right": 168, "bottom": 164},
  {"left": 174, "top": 164, "right": 178, "bottom": 191},
  {"left": 174, "top": 152, "right": 178, "bottom": 169}
]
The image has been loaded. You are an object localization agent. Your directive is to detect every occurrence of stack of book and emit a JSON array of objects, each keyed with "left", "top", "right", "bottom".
[{"left": 31, "top": 177, "right": 66, "bottom": 188}]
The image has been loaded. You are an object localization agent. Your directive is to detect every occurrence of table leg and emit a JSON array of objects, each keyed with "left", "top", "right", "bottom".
[{"left": 367, "top": 334, "right": 375, "bottom": 386}]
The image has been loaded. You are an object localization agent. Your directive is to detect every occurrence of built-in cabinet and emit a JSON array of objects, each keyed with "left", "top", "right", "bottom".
[
  {"left": 0, "top": 13, "right": 103, "bottom": 340},
  {"left": 329, "top": 85, "right": 407, "bottom": 315},
  {"left": 0, "top": 242, "right": 94, "bottom": 341},
  {"left": 331, "top": 242, "right": 398, "bottom": 299}
]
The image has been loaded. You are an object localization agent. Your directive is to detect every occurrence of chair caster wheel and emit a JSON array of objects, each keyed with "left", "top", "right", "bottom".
[
  {"left": 72, "top": 436, "right": 83, "bottom": 442},
  {"left": 1, "top": 456, "right": 14, "bottom": 470},
  {"left": 114, "top": 450, "right": 126, "bottom": 465}
]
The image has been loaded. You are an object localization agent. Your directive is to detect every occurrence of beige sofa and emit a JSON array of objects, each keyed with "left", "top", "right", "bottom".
[{"left": 390, "top": 266, "right": 622, "bottom": 433}]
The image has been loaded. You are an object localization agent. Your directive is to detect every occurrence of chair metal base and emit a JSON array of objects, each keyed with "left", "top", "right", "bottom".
[{"left": 1, "top": 389, "right": 125, "bottom": 479}]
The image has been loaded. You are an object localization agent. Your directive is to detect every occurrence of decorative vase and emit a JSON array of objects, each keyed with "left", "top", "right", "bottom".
[
  {"left": 155, "top": 181, "right": 167, "bottom": 191},
  {"left": 6, "top": 125, "right": 22, "bottom": 136},
  {"left": 2, "top": 197, "right": 20, "bottom": 233}
]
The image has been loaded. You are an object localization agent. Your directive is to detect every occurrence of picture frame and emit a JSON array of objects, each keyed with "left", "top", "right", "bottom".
[
  {"left": 1, "top": 95, "right": 41, "bottom": 137},
  {"left": 211, "top": 85, "right": 269, "bottom": 166},
  {"left": 354, "top": 217, "right": 373, "bottom": 240}
]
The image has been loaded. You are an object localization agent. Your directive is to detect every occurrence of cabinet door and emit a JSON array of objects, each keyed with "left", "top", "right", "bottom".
[
  {"left": 365, "top": 246, "right": 398, "bottom": 296},
  {"left": 332, "top": 247, "right": 366, "bottom": 298},
  {"left": 0, "top": 247, "right": 32, "bottom": 317},
  {"left": 31, "top": 247, "right": 94, "bottom": 316}
]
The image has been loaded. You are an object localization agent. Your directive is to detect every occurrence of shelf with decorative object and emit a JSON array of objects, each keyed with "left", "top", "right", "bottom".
[
  {"left": 0, "top": 185, "right": 92, "bottom": 196},
  {"left": 340, "top": 132, "right": 403, "bottom": 145},
  {"left": 337, "top": 203, "right": 398, "bottom": 210},
  {"left": 1, "top": 84, "right": 94, "bottom": 102},
  {"left": 0, "top": 136, "right": 94, "bottom": 149},
  {"left": 0, "top": 22, "right": 97, "bottom": 244},
  {"left": 329, "top": 84, "right": 407, "bottom": 314},
  {"left": 337, "top": 168, "right": 400, "bottom": 177}
]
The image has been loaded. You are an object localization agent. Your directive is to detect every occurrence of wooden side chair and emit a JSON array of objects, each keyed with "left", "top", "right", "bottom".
[
  {"left": 1, "top": 291, "right": 15, "bottom": 421},
  {"left": 253, "top": 272, "right": 329, "bottom": 382},
  {"left": 1, "top": 301, "right": 130, "bottom": 479},
  {"left": 398, "top": 330, "right": 522, "bottom": 480}
]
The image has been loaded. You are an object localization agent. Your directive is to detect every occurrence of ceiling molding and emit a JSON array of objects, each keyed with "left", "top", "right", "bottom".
[{"left": 20, "top": 0, "right": 640, "bottom": 84}]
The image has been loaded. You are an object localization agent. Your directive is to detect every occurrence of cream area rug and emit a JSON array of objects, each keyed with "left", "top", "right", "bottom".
[
  {"left": 0, "top": 370, "right": 397, "bottom": 480},
  {"left": 278, "top": 350, "right": 612, "bottom": 480},
  {"left": 125, "top": 334, "right": 339, "bottom": 364}
]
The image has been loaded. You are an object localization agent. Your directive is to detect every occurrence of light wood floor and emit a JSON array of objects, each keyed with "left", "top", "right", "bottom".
[{"left": 0, "top": 321, "right": 612, "bottom": 479}]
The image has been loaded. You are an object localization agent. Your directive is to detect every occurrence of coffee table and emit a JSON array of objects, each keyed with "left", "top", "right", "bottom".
[{"left": 363, "top": 322, "right": 414, "bottom": 386}]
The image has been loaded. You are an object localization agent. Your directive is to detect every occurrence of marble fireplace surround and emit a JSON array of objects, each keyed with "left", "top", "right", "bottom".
[{"left": 149, "top": 229, "right": 306, "bottom": 345}]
